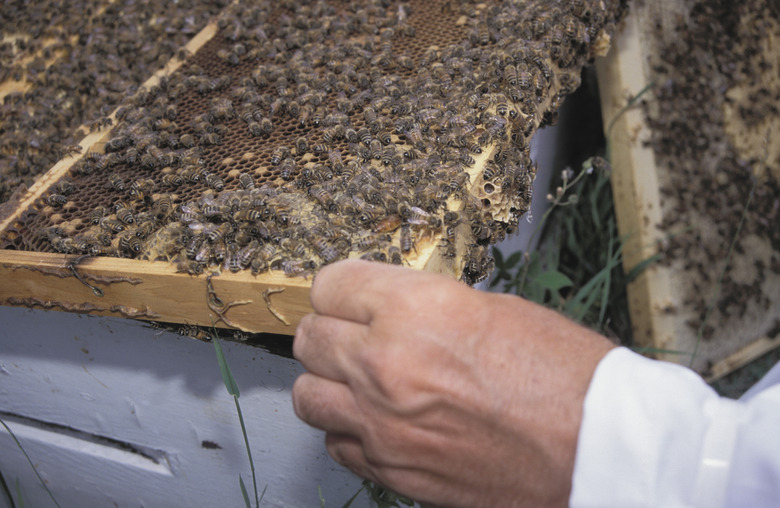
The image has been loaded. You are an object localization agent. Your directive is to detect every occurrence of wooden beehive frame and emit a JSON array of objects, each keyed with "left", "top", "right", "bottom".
[
  {"left": 596, "top": 0, "right": 780, "bottom": 378},
  {"left": 1, "top": 0, "right": 621, "bottom": 335}
]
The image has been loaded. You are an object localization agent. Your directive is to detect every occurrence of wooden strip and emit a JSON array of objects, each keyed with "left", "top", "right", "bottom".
[
  {"left": 705, "top": 335, "right": 780, "bottom": 383},
  {"left": 595, "top": 11, "right": 678, "bottom": 357},
  {"left": 0, "top": 250, "right": 311, "bottom": 335}
]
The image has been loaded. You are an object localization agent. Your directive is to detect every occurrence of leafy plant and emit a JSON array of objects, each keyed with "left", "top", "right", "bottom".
[{"left": 491, "top": 157, "right": 639, "bottom": 340}]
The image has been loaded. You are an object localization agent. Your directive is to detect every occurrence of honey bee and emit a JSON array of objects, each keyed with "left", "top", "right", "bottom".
[
  {"left": 308, "top": 185, "right": 335, "bottom": 211},
  {"left": 185, "top": 235, "right": 204, "bottom": 259},
  {"left": 384, "top": 246, "right": 401, "bottom": 265},
  {"left": 361, "top": 251, "right": 388, "bottom": 263},
  {"left": 532, "top": 54, "right": 551, "bottom": 81},
  {"left": 327, "top": 150, "right": 344, "bottom": 173},
  {"left": 204, "top": 223, "right": 232, "bottom": 244},
  {"left": 47, "top": 193, "right": 68, "bottom": 206},
  {"left": 51, "top": 237, "right": 75, "bottom": 253},
  {"left": 271, "top": 146, "right": 290, "bottom": 166},
  {"left": 250, "top": 254, "right": 269, "bottom": 275},
  {"left": 130, "top": 178, "right": 156, "bottom": 202},
  {"left": 162, "top": 173, "right": 183, "bottom": 187},
  {"left": 104, "top": 136, "right": 131, "bottom": 153},
  {"left": 108, "top": 173, "right": 126, "bottom": 192},
  {"left": 217, "top": 48, "right": 240, "bottom": 65},
  {"left": 295, "top": 136, "right": 309, "bottom": 155},
  {"left": 202, "top": 202, "right": 228, "bottom": 220},
  {"left": 238, "top": 173, "right": 255, "bottom": 190},
  {"left": 201, "top": 132, "right": 222, "bottom": 145},
  {"left": 343, "top": 128, "right": 358, "bottom": 143},
  {"left": 152, "top": 194, "right": 173, "bottom": 219},
  {"left": 404, "top": 126, "right": 423, "bottom": 148},
  {"left": 247, "top": 121, "right": 264, "bottom": 137},
  {"left": 400, "top": 224, "right": 414, "bottom": 253},
  {"left": 179, "top": 167, "right": 203, "bottom": 183},
  {"left": 89, "top": 206, "right": 108, "bottom": 224},
  {"left": 179, "top": 133, "right": 196, "bottom": 148},
  {"left": 209, "top": 97, "right": 235, "bottom": 120},
  {"left": 373, "top": 214, "right": 402, "bottom": 233},
  {"left": 53, "top": 179, "right": 75, "bottom": 195},
  {"left": 234, "top": 207, "right": 263, "bottom": 222},
  {"left": 322, "top": 126, "right": 340, "bottom": 144},
  {"left": 100, "top": 217, "right": 125, "bottom": 233},
  {"left": 116, "top": 205, "right": 135, "bottom": 224},
  {"left": 274, "top": 259, "right": 317, "bottom": 278},
  {"left": 177, "top": 260, "right": 204, "bottom": 275},
  {"left": 205, "top": 173, "right": 225, "bottom": 191},
  {"left": 279, "top": 157, "right": 296, "bottom": 181},
  {"left": 234, "top": 240, "right": 260, "bottom": 270}
]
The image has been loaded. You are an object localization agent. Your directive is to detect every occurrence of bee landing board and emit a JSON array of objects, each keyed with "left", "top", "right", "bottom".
[
  {"left": 0, "top": 0, "right": 623, "bottom": 334},
  {"left": 597, "top": 0, "right": 780, "bottom": 377}
]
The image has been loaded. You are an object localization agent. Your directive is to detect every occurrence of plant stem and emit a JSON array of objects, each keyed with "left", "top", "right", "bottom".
[{"left": 516, "top": 164, "right": 590, "bottom": 295}]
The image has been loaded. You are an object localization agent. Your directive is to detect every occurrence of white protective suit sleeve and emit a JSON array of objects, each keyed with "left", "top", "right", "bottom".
[{"left": 569, "top": 347, "right": 780, "bottom": 508}]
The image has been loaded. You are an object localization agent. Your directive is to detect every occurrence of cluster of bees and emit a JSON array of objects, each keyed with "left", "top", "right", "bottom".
[
  {"left": 0, "top": 0, "right": 226, "bottom": 203},
  {"left": 4, "top": 0, "right": 624, "bottom": 284},
  {"left": 645, "top": 0, "right": 779, "bottom": 335}
]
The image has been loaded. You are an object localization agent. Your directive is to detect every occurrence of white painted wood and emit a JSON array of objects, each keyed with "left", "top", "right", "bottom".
[{"left": 0, "top": 306, "right": 368, "bottom": 508}]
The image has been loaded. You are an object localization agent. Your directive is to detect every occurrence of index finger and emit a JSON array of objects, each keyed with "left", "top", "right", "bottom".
[{"left": 310, "top": 259, "right": 413, "bottom": 323}]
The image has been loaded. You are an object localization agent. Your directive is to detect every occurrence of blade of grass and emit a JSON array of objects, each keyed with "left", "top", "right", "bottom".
[
  {"left": 213, "top": 335, "right": 260, "bottom": 507},
  {"left": 340, "top": 484, "right": 366, "bottom": 508},
  {"left": 0, "top": 418, "right": 61, "bottom": 508},
  {"left": 214, "top": 336, "right": 240, "bottom": 398},
  {"left": 625, "top": 253, "right": 661, "bottom": 283},
  {"left": 233, "top": 397, "right": 259, "bottom": 508},
  {"left": 15, "top": 479, "right": 24, "bottom": 508},
  {"left": 240, "top": 475, "right": 251, "bottom": 508},
  {"left": 597, "top": 227, "right": 616, "bottom": 327}
]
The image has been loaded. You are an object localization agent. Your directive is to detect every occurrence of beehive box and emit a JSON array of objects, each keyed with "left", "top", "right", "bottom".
[
  {"left": 597, "top": 0, "right": 780, "bottom": 377},
  {"left": 0, "top": 0, "right": 625, "bottom": 334}
]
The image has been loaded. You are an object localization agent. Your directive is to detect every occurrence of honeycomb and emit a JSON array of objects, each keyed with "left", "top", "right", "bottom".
[
  {"left": 0, "top": 0, "right": 227, "bottom": 203},
  {"left": 0, "top": 0, "right": 625, "bottom": 284}
]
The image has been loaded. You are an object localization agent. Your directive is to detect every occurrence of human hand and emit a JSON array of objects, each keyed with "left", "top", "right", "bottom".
[{"left": 292, "top": 259, "right": 614, "bottom": 507}]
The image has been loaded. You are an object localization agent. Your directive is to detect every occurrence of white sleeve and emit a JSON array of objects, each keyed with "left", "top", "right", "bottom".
[{"left": 569, "top": 347, "right": 780, "bottom": 508}]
